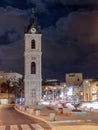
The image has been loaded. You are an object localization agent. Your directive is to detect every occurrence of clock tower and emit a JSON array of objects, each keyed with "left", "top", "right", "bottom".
[{"left": 24, "top": 9, "right": 42, "bottom": 105}]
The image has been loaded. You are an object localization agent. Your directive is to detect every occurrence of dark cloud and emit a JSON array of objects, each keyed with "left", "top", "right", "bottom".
[
  {"left": 0, "top": 7, "right": 26, "bottom": 74},
  {"left": 0, "top": 7, "right": 27, "bottom": 36},
  {"left": 0, "top": 29, "right": 21, "bottom": 45},
  {"left": 0, "top": 1, "right": 98, "bottom": 81},
  {"left": 42, "top": 10, "right": 98, "bottom": 80},
  {"left": 45, "top": 0, "right": 98, "bottom": 5},
  {"left": 0, "top": 0, "right": 28, "bottom": 9},
  {"left": 0, "top": 39, "right": 24, "bottom": 73},
  {"left": 28, "top": 0, "right": 98, "bottom": 29}
]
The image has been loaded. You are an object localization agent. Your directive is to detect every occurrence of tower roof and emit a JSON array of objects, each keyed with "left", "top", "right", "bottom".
[{"left": 25, "top": 8, "right": 41, "bottom": 34}]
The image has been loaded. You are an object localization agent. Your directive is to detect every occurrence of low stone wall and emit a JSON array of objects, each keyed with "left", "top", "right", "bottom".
[{"left": 72, "top": 111, "right": 87, "bottom": 116}]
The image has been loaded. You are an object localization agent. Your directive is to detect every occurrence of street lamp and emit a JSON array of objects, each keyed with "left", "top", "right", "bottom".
[
  {"left": 63, "top": 84, "right": 66, "bottom": 100},
  {"left": 52, "top": 87, "right": 56, "bottom": 101}
]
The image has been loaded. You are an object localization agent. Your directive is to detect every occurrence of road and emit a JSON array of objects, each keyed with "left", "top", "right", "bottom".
[{"left": 0, "top": 105, "right": 51, "bottom": 130}]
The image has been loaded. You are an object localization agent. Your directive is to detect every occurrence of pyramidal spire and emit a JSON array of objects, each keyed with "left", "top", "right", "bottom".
[{"left": 25, "top": 8, "right": 41, "bottom": 33}]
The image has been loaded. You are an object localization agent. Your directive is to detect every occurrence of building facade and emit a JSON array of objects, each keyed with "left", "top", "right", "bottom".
[
  {"left": 24, "top": 9, "right": 42, "bottom": 105},
  {"left": 66, "top": 73, "right": 83, "bottom": 86},
  {"left": 83, "top": 79, "right": 98, "bottom": 101},
  {"left": 3, "top": 72, "right": 22, "bottom": 82}
]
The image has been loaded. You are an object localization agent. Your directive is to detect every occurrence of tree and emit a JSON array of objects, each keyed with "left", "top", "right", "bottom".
[
  {"left": 12, "top": 78, "right": 24, "bottom": 103},
  {"left": 1, "top": 78, "right": 24, "bottom": 104}
]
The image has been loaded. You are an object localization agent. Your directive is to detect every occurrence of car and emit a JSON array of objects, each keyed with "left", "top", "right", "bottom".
[
  {"left": 49, "top": 101, "right": 59, "bottom": 106},
  {"left": 40, "top": 100, "right": 50, "bottom": 105},
  {"left": 65, "top": 103, "right": 75, "bottom": 110},
  {"left": 54, "top": 103, "right": 64, "bottom": 113},
  {"left": 54, "top": 103, "right": 63, "bottom": 109}
]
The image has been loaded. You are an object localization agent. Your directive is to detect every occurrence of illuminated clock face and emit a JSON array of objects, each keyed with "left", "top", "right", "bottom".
[{"left": 31, "top": 28, "right": 36, "bottom": 33}]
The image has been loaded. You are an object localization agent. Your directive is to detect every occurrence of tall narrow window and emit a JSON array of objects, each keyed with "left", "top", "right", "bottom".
[
  {"left": 31, "top": 62, "right": 36, "bottom": 74},
  {"left": 31, "top": 39, "right": 35, "bottom": 49}
]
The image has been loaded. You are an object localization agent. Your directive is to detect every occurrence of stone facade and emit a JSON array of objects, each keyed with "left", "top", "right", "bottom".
[
  {"left": 83, "top": 79, "right": 98, "bottom": 101},
  {"left": 66, "top": 73, "right": 83, "bottom": 86},
  {"left": 3, "top": 72, "right": 22, "bottom": 82},
  {"left": 24, "top": 11, "right": 42, "bottom": 106}
]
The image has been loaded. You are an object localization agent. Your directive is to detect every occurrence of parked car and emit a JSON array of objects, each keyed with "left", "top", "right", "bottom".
[
  {"left": 54, "top": 103, "right": 63, "bottom": 113},
  {"left": 65, "top": 103, "right": 75, "bottom": 110},
  {"left": 54, "top": 103, "right": 63, "bottom": 109},
  {"left": 40, "top": 100, "right": 50, "bottom": 105}
]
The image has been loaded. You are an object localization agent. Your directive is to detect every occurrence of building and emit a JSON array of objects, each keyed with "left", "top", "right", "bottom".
[
  {"left": 0, "top": 72, "right": 23, "bottom": 104},
  {"left": 42, "top": 79, "right": 60, "bottom": 86},
  {"left": 24, "top": 9, "right": 42, "bottom": 105},
  {"left": 65, "top": 73, "right": 83, "bottom": 103},
  {"left": 66, "top": 73, "right": 83, "bottom": 86},
  {"left": 3, "top": 72, "right": 22, "bottom": 82},
  {"left": 83, "top": 79, "right": 98, "bottom": 101}
]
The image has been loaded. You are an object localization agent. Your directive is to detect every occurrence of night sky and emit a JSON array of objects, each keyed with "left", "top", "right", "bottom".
[{"left": 0, "top": 0, "right": 98, "bottom": 81}]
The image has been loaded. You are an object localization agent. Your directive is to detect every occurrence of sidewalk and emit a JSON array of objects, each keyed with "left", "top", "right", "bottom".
[
  {"left": 37, "top": 105, "right": 98, "bottom": 124},
  {"left": 15, "top": 104, "right": 98, "bottom": 130}
]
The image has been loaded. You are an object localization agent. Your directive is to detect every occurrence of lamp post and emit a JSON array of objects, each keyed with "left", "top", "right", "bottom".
[
  {"left": 45, "top": 87, "right": 48, "bottom": 99},
  {"left": 52, "top": 87, "right": 56, "bottom": 101},
  {"left": 63, "top": 84, "right": 66, "bottom": 100}
]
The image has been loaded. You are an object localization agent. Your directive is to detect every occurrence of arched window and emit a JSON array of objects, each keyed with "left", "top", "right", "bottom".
[
  {"left": 31, "top": 39, "right": 35, "bottom": 49},
  {"left": 31, "top": 62, "right": 36, "bottom": 74}
]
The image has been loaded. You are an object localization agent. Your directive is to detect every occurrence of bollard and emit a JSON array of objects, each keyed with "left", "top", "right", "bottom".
[
  {"left": 29, "top": 108, "right": 34, "bottom": 114},
  {"left": 50, "top": 113, "right": 55, "bottom": 121},
  {"left": 22, "top": 106, "right": 25, "bottom": 111},
  {"left": 35, "top": 110, "right": 40, "bottom": 116},
  {"left": 67, "top": 112, "right": 72, "bottom": 117},
  {"left": 19, "top": 106, "right": 22, "bottom": 110},
  {"left": 89, "top": 107, "right": 93, "bottom": 112},
  {"left": 26, "top": 108, "right": 29, "bottom": 113},
  {"left": 63, "top": 108, "right": 71, "bottom": 114}
]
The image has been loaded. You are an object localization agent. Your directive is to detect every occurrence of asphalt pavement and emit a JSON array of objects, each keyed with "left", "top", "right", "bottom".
[{"left": 0, "top": 104, "right": 51, "bottom": 130}]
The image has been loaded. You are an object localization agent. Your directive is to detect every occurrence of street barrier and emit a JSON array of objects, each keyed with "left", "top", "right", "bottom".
[
  {"left": 50, "top": 113, "right": 55, "bottom": 121},
  {"left": 35, "top": 110, "right": 40, "bottom": 116},
  {"left": 26, "top": 108, "right": 29, "bottom": 113},
  {"left": 72, "top": 111, "right": 87, "bottom": 116},
  {"left": 29, "top": 108, "right": 34, "bottom": 114},
  {"left": 21, "top": 106, "right": 25, "bottom": 111},
  {"left": 63, "top": 108, "right": 71, "bottom": 114},
  {"left": 19, "top": 106, "right": 22, "bottom": 110}
]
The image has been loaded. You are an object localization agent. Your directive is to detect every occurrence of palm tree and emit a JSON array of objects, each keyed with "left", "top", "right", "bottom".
[
  {"left": 0, "top": 78, "right": 24, "bottom": 104},
  {"left": 12, "top": 78, "right": 24, "bottom": 104},
  {"left": 1, "top": 82, "right": 8, "bottom": 93}
]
